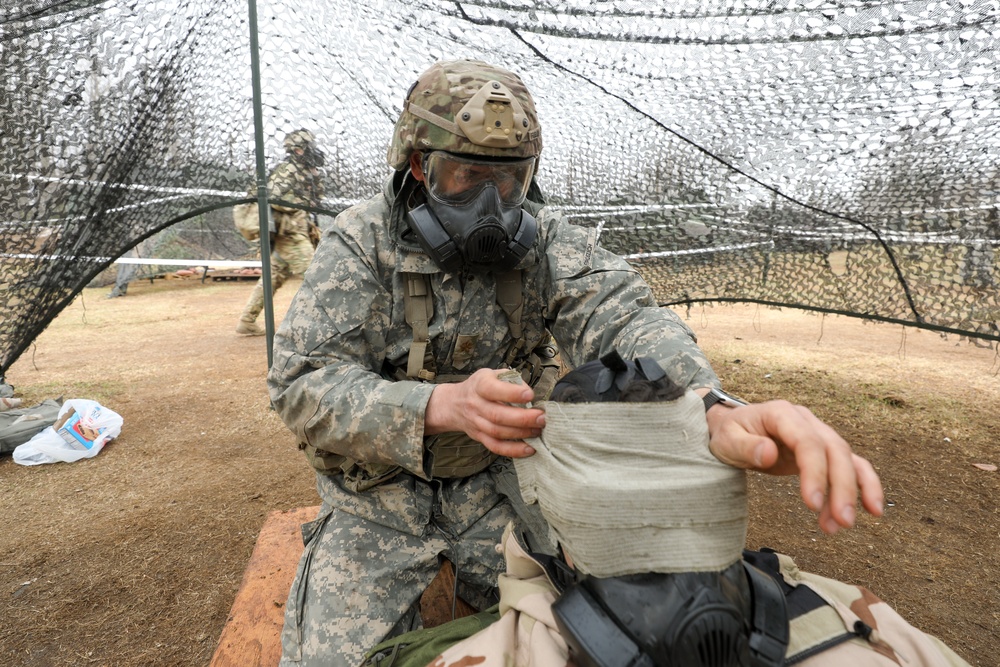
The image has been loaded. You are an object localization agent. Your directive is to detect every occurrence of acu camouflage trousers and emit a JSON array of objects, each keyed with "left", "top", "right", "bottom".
[{"left": 278, "top": 468, "right": 519, "bottom": 667}]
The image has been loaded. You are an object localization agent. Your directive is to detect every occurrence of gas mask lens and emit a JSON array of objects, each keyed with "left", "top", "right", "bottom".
[{"left": 423, "top": 152, "right": 535, "bottom": 207}]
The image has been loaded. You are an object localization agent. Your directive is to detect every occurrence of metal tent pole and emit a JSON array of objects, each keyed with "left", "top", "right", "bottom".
[{"left": 247, "top": 0, "right": 275, "bottom": 367}]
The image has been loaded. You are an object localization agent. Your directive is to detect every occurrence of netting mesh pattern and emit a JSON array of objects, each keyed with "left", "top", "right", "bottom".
[{"left": 2, "top": 1, "right": 999, "bottom": 373}]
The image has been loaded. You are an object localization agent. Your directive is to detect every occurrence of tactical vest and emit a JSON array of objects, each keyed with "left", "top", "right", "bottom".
[
  {"left": 398, "top": 269, "right": 559, "bottom": 480},
  {"left": 302, "top": 270, "right": 561, "bottom": 485}
]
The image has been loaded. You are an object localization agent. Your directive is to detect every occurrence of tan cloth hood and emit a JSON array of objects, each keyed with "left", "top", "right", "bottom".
[{"left": 516, "top": 391, "right": 748, "bottom": 577}]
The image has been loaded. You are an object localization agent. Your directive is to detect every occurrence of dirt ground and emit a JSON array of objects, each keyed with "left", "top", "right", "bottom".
[{"left": 1, "top": 277, "right": 998, "bottom": 666}]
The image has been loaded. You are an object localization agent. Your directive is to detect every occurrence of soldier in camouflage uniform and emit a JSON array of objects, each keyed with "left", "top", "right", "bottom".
[
  {"left": 266, "top": 60, "right": 883, "bottom": 666},
  {"left": 236, "top": 129, "right": 325, "bottom": 336}
]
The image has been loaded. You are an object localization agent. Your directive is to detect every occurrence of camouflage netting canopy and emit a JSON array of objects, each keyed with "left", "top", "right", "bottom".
[{"left": 3, "top": 0, "right": 1000, "bottom": 374}]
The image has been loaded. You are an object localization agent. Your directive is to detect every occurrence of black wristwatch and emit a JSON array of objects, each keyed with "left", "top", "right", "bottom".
[{"left": 702, "top": 387, "right": 748, "bottom": 413}]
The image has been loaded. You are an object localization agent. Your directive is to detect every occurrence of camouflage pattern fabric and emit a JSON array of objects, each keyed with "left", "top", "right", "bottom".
[
  {"left": 241, "top": 228, "right": 315, "bottom": 322},
  {"left": 386, "top": 59, "right": 543, "bottom": 171},
  {"left": 267, "top": 171, "right": 720, "bottom": 665},
  {"left": 777, "top": 553, "right": 971, "bottom": 666},
  {"left": 240, "top": 154, "right": 323, "bottom": 323},
  {"left": 428, "top": 523, "right": 971, "bottom": 667},
  {"left": 268, "top": 158, "right": 324, "bottom": 216},
  {"left": 269, "top": 173, "right": 718, "bottom": 478},
  {"left": 428, "top": 523, "right": 568, "bottom": 667},
  {"left": 278, "top": 471, "right": 517, "bottom": 667}
]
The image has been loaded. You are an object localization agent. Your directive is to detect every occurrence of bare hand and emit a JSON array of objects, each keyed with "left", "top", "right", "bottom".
[
  {"left": 425, "top": 368, "right": 545, "bottom": 458},
  {"left": 705, "top": 399, "right": 884, "bottom": 534}
]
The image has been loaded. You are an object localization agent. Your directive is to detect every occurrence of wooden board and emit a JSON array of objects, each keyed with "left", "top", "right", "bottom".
[
  {"left": 419, "top": 558, "right": 478, "bottom": 628},
  {"left": 210, "top": 506, "right": 320, "bottom": 667}
]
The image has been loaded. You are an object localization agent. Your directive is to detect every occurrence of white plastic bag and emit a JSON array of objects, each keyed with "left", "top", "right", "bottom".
[{"left": 13, "top": 399, "right": 123, "bottom": 466}]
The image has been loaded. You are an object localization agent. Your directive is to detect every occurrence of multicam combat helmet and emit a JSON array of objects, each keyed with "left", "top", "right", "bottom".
[
  {"left": 284, "top": 129, "right": 316, "bottom": 153},
  {"left": 387, "top": 59, "right": 543, "bottom": 171}
]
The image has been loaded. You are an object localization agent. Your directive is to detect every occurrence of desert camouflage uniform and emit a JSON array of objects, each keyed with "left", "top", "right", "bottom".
[
  {"left": 267, "top": 172, "right": 719, "bottom": 667},
  {"left": 240, "top": 157, "right": 324, "bottom": 325},
  {"left": 429, "top": 524, "right": 971, "bottom": 667}
]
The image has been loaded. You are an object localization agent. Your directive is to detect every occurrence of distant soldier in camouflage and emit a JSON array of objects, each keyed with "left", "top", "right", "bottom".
[
  {"left": 267, "top": 60, "right": 883, "bottom": 666},
  {"left": 236, "top": 129, "right": 325, "bottom": 336}
]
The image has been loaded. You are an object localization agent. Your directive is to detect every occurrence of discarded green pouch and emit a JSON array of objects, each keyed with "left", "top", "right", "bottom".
[{"left": 360, "top": 605, "right": 500, "bottom": 667}]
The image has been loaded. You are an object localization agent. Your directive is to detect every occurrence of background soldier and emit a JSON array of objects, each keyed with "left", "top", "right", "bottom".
[
  {"left": 236, "top": 129, "right": 325, "bottom": 336},
  {"left": 107, "top": 248, "right": 139, "bottom": 298}
]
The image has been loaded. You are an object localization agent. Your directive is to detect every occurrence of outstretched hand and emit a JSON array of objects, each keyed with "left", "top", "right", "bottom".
[
  {"left": 425, "top": 368, "right": 545, "bottom": 458},
  {"left": 704, "top": 398, "right": 884, "bottom": 534}
]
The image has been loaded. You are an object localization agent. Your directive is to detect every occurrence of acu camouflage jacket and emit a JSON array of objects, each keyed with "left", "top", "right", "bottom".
[{"left": 267, "top": 172, "right": 719, "bottom": 481}]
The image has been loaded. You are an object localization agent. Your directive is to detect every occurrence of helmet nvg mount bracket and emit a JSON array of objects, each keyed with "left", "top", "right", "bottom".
[{"left": 454, "top": 79, "right": 531, "bottom": 148}]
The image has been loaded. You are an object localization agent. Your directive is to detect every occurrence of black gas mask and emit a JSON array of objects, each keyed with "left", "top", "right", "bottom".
[
  {"left": 546, "top": 352, "right": 790, "bottom": 667},
  {"left": 300, "top": 144, "right": 325, "bottom": 168},
  {"left": 552, "top": 560, "right": 788, "bottom": 667},
  {"left": 406, "top": 151, "right": 537, "bottom": 273}
]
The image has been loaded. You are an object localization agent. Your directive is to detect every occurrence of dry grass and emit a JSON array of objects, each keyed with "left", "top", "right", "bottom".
[{"left": 1, "top": 279, "right": 997, "bottom": 665}]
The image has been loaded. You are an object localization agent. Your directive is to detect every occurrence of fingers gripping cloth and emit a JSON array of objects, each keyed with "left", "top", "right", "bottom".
[{"left": 515, "top": 392, "right": 748, "bottom": 577}]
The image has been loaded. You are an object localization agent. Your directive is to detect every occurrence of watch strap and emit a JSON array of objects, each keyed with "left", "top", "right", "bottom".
[{"left": 703, "top": 387, "right": 748, "bottom": 412}]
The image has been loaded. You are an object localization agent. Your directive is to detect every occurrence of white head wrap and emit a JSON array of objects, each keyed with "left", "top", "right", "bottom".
[{"left": 515, "top": 390, "right": 747, "bottom": 578}]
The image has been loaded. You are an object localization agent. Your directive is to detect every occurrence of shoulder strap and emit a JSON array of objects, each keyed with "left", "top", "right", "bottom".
[
  {"left": 495, "top": 270, "right": 526, "bottom": 366},
  {"left": 400, "top": 271, "right": 527, "bottom": 380},
  {"left": 402, "top": 272, "right": 435, "bottom": 380},
  {"left": 743, "top": 549, "right": 860, "bottom": 664}
]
